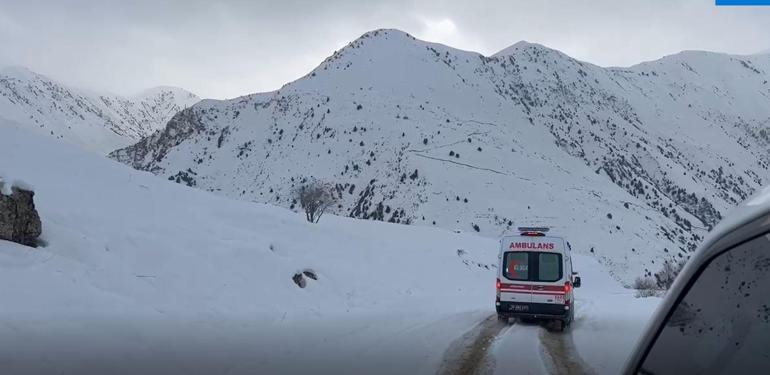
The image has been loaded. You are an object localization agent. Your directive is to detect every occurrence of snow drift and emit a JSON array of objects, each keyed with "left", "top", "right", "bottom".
[{"left": 0, "top": 118, "right": 500, "bottom": 374}]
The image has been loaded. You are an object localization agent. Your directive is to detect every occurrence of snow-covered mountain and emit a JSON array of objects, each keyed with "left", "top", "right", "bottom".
[
  {"left": 0, "top": 66, "right": 199, "bottom": 153},
  {"left": 110, "top": 29, "right": 770, "bottom": 283}
]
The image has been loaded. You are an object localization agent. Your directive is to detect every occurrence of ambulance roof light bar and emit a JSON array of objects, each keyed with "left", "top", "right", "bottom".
[
  {"left": 518, "top": 226, "right": 549, "bottom": 236},
  {"left": 517, "top": 227, "right": 550, "bottom": 233}
]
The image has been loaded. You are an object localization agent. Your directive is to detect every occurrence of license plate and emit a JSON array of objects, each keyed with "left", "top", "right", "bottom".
[{"left": 510, "top": 304, "right": 529, "bottom": 312}]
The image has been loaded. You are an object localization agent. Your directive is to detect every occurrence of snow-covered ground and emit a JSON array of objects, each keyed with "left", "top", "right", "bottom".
[
  {"left": 571, "top": 253, "right": 660, "bottom": 374},
  {"left": 0, "top": 121, "right": 658, "bottom": 374}
]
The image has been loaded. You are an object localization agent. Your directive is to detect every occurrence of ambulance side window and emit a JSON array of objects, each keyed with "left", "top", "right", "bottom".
[
  {"left": 638, "top": 234, "right": 770, "bottom": 374},
  {"left": 503, "top": 252, "right": 529, "bottom": 281}
]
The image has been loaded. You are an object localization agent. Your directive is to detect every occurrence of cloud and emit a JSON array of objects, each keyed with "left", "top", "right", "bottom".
[
  {"left": 414, "top": 17, "right": 489, "bottom": 53},
  {"left": 418, "top": 18, "right": 459, "bottom": 45}
]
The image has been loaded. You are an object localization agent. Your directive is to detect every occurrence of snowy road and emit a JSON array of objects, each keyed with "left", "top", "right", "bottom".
[{"left": 438, "top": 315, "right": 593, "bottom": 375}]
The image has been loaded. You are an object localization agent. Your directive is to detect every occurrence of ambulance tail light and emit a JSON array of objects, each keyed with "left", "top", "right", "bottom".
[
  {"left": 496, "top": 278, "right": 501, "bottom": 301},
  {"left": 564, "top": 281, "right": 572, "bottom": 306}
]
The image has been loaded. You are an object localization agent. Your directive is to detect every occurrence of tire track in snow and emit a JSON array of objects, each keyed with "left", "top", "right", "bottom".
[
  {"left": 538, "top": 326, "right": 595, "bottom": 375},
  {"left": 436, "top": 314, "right": 508, "bottom": 375},
  {"left": 439, "top": 315, "right": 595, "bottom": 375}
]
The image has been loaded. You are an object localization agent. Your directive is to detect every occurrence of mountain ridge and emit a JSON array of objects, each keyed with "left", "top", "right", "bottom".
[{"left": 0, "top": 65, "right": 200, "bottom": 154}]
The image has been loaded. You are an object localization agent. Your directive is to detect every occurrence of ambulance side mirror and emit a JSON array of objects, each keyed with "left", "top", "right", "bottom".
[{"left": 573, "top": 276, "right": 581, "bottom": 288}]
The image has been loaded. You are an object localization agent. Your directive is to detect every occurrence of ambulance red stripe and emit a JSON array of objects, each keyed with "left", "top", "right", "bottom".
[
  {"left": 501, "top": 291, "right": 566, "bottom": 295},
  {"left": 500, "top": 284, "right": 565, "bottom": 291}
]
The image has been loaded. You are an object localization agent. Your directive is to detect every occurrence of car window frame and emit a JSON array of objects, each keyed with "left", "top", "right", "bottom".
[{"left": 633, "top": 229, "right": 770, "bottom": 373}]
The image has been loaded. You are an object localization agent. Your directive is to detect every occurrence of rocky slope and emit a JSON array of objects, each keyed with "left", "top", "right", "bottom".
[
  {"left": 0, "top": 66, "right": 199, "bottom": 153},
  {"left": 110, "top": 29, "right": 770, "bottom": 283},
  {"left": 0, "top": 179, "right": 41, "bottom": 248}
]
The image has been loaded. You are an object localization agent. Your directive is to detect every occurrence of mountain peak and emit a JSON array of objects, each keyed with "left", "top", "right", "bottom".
[
  {"left": 297, "top": 28, "right": 424, "bottom": 87},
  {"left": 336, "top": 28, "right": 418, "bottom": 54},
  {"left": 492, "top": 41, "right": 553, "bottom": 57},
  {"left": 356, "top": 28, "right": 415, "bottom": 41}
]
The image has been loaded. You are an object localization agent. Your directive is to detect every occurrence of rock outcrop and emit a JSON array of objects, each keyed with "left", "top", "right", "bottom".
[{"left": 0, "top": 185, "right": 42, "bottom": 247}]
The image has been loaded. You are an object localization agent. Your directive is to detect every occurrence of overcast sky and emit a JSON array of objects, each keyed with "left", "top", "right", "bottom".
[{"left": 1, "top": 0, "right": 769, "bottom": 99}]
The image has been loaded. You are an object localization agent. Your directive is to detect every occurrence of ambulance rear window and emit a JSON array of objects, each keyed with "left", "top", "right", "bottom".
[
  {"left": 538, "top": 253, "right": 561, "bottom": 282},
  {"left": 503, "top": 251, "right": 563, "bottom": 282},
  {"left": 503, "top": 252, "right": 529, "bottom": 280}
]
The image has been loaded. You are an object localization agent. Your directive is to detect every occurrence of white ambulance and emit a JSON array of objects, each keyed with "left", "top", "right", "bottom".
[{"left": 495, "top": 227, "right": 581, "bottom": 331}]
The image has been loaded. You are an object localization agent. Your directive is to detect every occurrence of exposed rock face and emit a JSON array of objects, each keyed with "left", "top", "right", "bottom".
[
  {"left": 0, "top": 186, "right": 42, "bottom": 247},
  {"left": 109, "top": 108, "right": 206, "bottom": 173}
]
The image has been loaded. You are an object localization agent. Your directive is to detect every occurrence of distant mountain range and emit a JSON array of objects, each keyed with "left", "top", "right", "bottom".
[{"left": 0, "top": 66, "right": 199, "bottom": 154}]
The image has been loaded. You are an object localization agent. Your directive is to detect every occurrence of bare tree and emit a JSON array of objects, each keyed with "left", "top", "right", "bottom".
[
  {"left": 295, "top": 180, "right": 336, "bottom": 223},
  {"left": 633, "top": 276, "right": 659, "bottom": 298},
  {"left": 633, "top": 258, "right": 688, "bottom": 297},
  {"left": 654, "top": 258, "right": 687, "bottom": 290}
]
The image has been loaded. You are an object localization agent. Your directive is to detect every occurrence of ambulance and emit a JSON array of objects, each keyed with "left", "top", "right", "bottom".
[{"left": 495, "top": 227, "right": 581, "bottom": 331}]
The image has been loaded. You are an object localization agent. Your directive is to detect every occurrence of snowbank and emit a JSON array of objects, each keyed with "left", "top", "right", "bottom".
[{"left": 0, "top": 123, "right": 498, "bottom": 373}]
